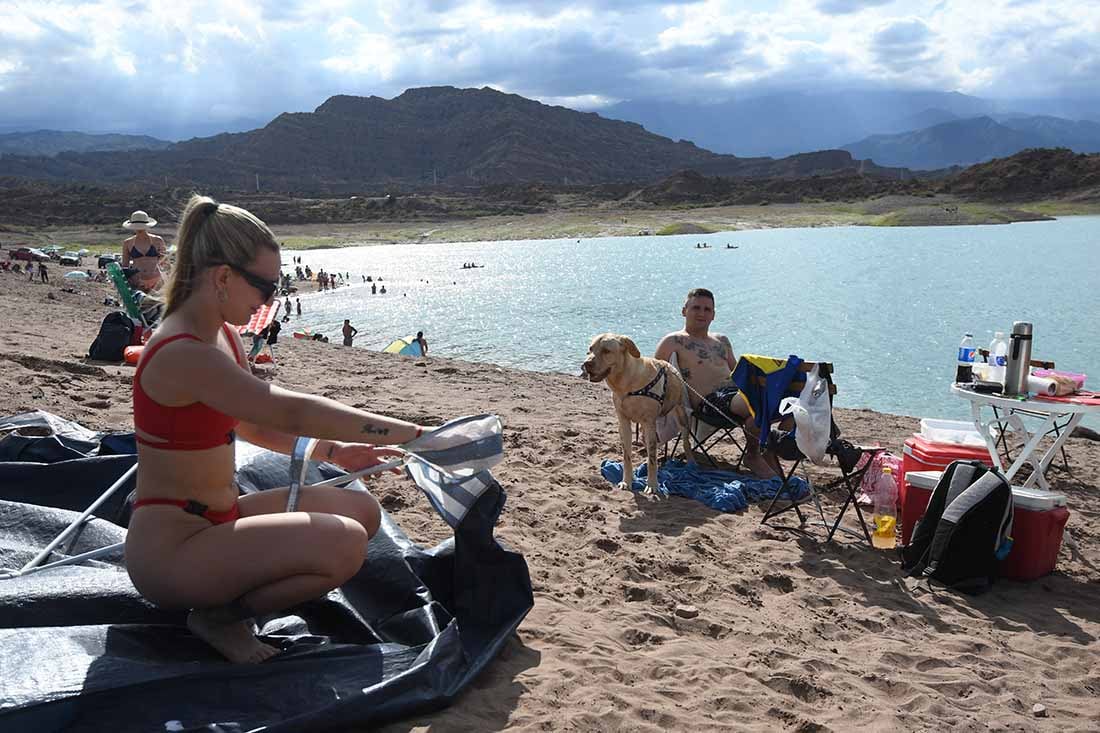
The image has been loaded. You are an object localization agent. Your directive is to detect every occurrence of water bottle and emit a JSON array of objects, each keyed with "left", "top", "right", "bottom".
[
  {"left": 871, "top": 467, "right": 898, "bottom": 550},
  {"left": 988, "top": 332, "right": 1008, "bottom": 385},
  {"left": 955, "top": 333, "right": 975, "bottom": 383}
]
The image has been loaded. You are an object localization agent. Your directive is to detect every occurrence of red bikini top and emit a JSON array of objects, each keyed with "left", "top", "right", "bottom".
[{"left": 133, "top": 323, "right": 243, "bottom": 450}]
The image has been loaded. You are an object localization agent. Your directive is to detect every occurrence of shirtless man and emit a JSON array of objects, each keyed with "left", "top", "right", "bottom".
[{"left": 654, "top": 288, "right": 776, "bottom": 478}]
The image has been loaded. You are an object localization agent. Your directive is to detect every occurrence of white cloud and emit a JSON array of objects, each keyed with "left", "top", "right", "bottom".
[{"left": 0, "top": 0, "right": 1096, "bottom": 137}]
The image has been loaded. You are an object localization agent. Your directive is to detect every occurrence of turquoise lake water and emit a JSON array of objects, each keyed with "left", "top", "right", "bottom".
[{"left": 286, "top": 216, "right": 1100, "bottom": 426}]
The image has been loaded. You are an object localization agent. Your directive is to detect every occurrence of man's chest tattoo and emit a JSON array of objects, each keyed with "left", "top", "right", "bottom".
[{"left": 685, "top": 339, "right": 724, "bottom": 364}]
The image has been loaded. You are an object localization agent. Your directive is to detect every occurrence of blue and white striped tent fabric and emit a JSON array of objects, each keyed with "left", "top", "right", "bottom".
[{"left": 403, "top": 414, "right": 504, "bottom": 528}]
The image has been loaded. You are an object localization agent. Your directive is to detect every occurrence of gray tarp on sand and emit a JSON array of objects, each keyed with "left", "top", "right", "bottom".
[{"left": 0, "top": 411, "right": 533, "bottom": 732}]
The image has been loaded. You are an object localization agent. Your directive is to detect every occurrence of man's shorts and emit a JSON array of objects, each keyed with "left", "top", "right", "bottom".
[{"left": 697, "top": 383, "right": 749, "bottom": 426}]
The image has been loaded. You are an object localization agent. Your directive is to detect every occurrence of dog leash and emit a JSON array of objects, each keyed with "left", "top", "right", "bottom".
[{"left": 666, "top": 362, "right": 738, "bottom": 420}]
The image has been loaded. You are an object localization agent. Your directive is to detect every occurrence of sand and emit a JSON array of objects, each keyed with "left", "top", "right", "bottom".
[{"left": 2, "top": 266, "right": 1099, "bottom": 732}]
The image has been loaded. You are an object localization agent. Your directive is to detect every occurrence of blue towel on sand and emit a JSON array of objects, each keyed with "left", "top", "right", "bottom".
[{"left": 600, "top": 459, "right": 809, "bottom": 513}]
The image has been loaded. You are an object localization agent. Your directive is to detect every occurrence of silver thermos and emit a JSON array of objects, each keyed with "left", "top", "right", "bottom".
[{"left": 1003, "top": 321, "right": 1033, "bottom": 395}]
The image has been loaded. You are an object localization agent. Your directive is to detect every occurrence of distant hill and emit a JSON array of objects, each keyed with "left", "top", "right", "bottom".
[
  {"left": 995, "top": 115, "right": 1100, "bottom": 150},
  {"left": 603, "top": 90, "right": 996, "bottom": 157},
  {"left": 941, "top": 148, "right": 1100, "bottom": 199},
  {"left": 0, "top": 87, "right": 907, "bottom": 192},
  {"left": 630, "top": 168, "right": 928, "bottom": 206},
  {"left": 896, "top": 108, "right": 961, "bottom": 133},
  {"left": 842, "top": 116, "right": 1100, "bottom": 169},
  {"left": 0, "top": 130, "right": 171, "bottom": 157}
]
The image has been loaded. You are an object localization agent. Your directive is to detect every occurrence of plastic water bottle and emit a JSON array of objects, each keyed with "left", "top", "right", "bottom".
[
  {"left": 955, "top": 333, "right": 975, "bottom": 383},
  {"left": 988, "top": 332, "right": 1008, "bottom": 384},
  {"left": 871, "top": 467, "right": 898, "bottom": 550}
]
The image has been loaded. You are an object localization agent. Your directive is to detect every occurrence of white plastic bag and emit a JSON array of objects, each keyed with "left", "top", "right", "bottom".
[{"left": 778, "top": 364, "right": 832, "bottom": 464}]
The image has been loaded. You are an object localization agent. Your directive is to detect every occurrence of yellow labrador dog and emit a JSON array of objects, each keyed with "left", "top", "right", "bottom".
[{"left": 582, "top": 333, "right": 693, "bottom": 498}]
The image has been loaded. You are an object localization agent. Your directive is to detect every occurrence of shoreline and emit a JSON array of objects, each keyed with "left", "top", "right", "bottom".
[{"left": 3, "top": 196, "right": 1099, "bottom": 254}]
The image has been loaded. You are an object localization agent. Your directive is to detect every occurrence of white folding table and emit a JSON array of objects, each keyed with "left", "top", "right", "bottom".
[{"left": 950, "top": 384, "right": 1100, "bottom": 491}]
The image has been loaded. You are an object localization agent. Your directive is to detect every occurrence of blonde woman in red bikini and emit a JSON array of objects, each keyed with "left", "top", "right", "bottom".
[{"left": 125, "top": 194, "right": 430, "bottom": 663}]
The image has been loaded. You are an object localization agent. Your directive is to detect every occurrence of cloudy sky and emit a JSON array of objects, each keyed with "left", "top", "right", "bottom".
[{"left": 1, "top": 0, "right": 1097, "bottom": 139}]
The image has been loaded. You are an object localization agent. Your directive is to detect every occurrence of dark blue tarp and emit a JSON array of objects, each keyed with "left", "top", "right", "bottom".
[{"left": 0, "top": 412, "right": 532, "bottom": 732}]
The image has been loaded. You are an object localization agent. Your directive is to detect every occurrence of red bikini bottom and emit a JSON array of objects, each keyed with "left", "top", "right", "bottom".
[{"left": 132, "top": 498, "right": 242, "bottom": 524}]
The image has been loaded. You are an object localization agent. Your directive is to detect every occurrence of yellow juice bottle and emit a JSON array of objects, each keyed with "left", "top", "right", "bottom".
[{"left": 871, "top": 466, "right": 898, "bottom": 550}]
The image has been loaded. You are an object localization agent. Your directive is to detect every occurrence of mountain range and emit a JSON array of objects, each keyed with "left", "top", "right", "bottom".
[
  {"left": 2, "top": 86, "right": 1099, "bottom": 189},
  {"left": 842, "top": 115, "right": 1100, "bottom": 170},
  {"left": 602, "top": 90, "right": 999, "bottom": 158},
  {"left": 603, "top": 90, "right": 1100, "bottom": 168},
  {"left": 0, "top": 87, "right": 906, "bottom": 193},
  {"left": 0, "top": 130, "right": 171, "bottom": 157}
]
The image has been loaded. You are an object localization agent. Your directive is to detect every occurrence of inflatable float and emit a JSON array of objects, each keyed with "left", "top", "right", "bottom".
[{"left": 123, "top": 345, "right": 144, "bottom": 365}]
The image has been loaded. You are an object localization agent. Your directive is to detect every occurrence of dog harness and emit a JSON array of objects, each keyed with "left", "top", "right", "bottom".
[{"left": 626, "top": 366, "right": 668, "bottom": 404}]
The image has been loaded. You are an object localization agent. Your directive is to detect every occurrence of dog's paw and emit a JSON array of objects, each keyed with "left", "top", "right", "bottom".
[
  {"left": 616, "top": 481, "right": 632, "bottom": 492},
  {"left": 642, "top": 484, "right": 666, "bottom": 500}
]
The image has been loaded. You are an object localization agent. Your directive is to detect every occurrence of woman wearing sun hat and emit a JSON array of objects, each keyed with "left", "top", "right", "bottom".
[{"left": 121, "top": 210, "right": 168, "bottom": 291}]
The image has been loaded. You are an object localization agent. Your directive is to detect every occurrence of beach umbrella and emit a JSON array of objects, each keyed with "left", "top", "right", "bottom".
[
  {"left": 64, "top": 271, "right": 89, "bottom": 280},
  {"left": 382, "top": 336, "right": 423, "bottom": 357}
]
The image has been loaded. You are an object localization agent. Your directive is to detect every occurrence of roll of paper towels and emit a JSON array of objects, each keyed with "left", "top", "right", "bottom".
[{"left": 1028, "top": 375, "right": 1058, "bottom": 396}]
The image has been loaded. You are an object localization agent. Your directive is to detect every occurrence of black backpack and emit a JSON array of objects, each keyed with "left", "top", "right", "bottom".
[
  {"left": 901, "top": 460, "right": 1014, "bottom": 594},
  {"left": 88, "top": 311, "right": 136, "bottom": 361}
]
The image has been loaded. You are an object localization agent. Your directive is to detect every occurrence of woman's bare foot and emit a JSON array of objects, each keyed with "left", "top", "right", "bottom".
[{"left": 187, "top": 609, "right": 281, "bottom": 664}]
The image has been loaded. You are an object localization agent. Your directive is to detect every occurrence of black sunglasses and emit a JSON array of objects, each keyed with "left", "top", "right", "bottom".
[{"left": 216, "top": 262, "right": 278, "bottom": 301}]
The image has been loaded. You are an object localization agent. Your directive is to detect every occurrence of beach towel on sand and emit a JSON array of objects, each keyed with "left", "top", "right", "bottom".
[
  {"left": 600, "top": 458, "right": 809, "bottom": 512},
  {"left": 0, "top": 412, "right": 532, "bottom": 732}
]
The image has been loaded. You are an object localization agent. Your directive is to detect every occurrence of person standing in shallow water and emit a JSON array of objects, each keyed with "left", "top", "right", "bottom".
[
  {"left": 342, "top": 319, "right": 358, "bottom": 347},
  {"left": 124, "top": 194, "right": 432, "bottom": 664}
]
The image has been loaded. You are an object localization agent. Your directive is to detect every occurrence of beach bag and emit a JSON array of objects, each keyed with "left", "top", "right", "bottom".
[
  {"left": 88, "top": 311, "right": 136, "bottom": 362},
  {"left": 857, "top": 451, "right": 902, "bottom": 504},
  {"left": 778, "top": 364, "right": 831, "bottom": 464},
  {"left": 901, "top": 460, "right": 1013, "bottom": 595}
]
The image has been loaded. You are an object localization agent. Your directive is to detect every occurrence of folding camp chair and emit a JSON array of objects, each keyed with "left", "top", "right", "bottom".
[
  {"left": 749, "top": 361, "right": 884, "bottom": 544},
  {"left": 240, "top": 302, "right": 281, "bottom": 365},
  {"left": 655, "top": 352, "right": 748, "bottom": 469},
  {"left": 105, "top": 261, "right": 158, "bottom": 329}
]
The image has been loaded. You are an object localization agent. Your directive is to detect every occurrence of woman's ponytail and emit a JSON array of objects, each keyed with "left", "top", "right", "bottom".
[{"left": 161, "top": 195, "right": 277, "bottom": 316}]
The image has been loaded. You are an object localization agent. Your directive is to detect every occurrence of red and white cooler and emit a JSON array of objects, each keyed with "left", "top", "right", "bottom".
[
  {"left": 901, "top": 470, "right": 941, "bottom": 546},
  {"left": 899, "top": 436, "right": 994, "bottom": 545},
  {"left": 1001, "top": 488, "right": 1070, "bottom": 581}
]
